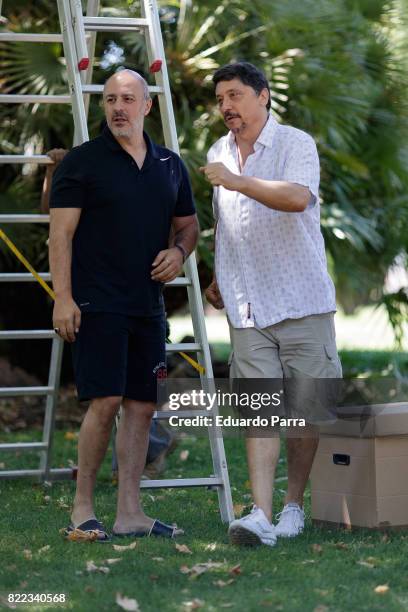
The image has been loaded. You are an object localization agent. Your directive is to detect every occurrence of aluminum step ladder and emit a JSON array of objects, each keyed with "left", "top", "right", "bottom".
[{"left": 0, "top": 0, "right": 234, "bottom": 523}]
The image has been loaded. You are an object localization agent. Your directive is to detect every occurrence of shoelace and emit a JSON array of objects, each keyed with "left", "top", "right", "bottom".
[{"left": 276, "top": 506, "right": 304, "bottom": 522}]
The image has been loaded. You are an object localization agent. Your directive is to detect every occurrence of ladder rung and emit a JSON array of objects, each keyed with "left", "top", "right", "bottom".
[
  {"left": 155, "top": 410, "right": 210, "bottom": 419},
  {"left": 0, "top": 468, "right": 74, "bottom": 480},
  {"left": 0, "top": 386, "right": 54, "bottom": 397},
  {"left": 82, "top": 84, "right": 164, "bottom": 95},
  {"left": 0, "top": 32, "right": 63, "bottom": 43},
  {"left": 140, "top": 477, "right": 223, "bottom": 489},
  {"left": 0, "top": 155, "right": 53, "bottom": 164},
  {"left": 0, "top": 273, "right": 51, "bottom": 282},
  {"left": 166, "top": 278, "right": 191, "bottom": 287},
  {"left": 0, "top": 442, "right": 47, "bottom": 452},
  {"left": 83, "top": 16, "right": 148, "bottom": 32},
  {"left": 0, "top": 94, "right": 71, "bottom": 104},
  {"left": 0, "top": 214, "right": 49, "bottom": 223},
  {"left": 166, "top": 343, "right": 201, "bottom": 352},
  {"left": 0, "top": 330, "right": 55, "bottom": 340}
]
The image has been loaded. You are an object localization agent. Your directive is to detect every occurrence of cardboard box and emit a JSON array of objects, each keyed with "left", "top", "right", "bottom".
[{"left": 310, "top": 402, "right": 408, "bottom": 529}]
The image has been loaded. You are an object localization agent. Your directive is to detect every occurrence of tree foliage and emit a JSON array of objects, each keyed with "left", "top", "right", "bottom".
[{"left": 1, "top": 0, "right": 408, "bottom": 336}]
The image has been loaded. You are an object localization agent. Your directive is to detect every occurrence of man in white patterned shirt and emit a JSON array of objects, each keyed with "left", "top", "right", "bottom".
[{"left": 201, "top": 62, "right": 342, "bottom": 547}]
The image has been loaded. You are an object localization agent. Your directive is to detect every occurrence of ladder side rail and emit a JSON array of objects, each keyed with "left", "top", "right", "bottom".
[
  {"left": 141, "top": 0, "right": 179, "bottom": 151},
  {"left": 38, "top": 337, "right": 65, "bottom": 479},
  {"left": 186, "top": 262, "right": 234, "bottom": 523},
  {"left": 82, "top": 0, "right": 101, "bottom": 118},
  {"left": 57, "top": 0, "right": 89, "bottom": 145}
]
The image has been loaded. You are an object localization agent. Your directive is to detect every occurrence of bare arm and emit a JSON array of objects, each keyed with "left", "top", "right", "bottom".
[
  {"left": 151, "top": 214, "right": 199, "bottom": 283},
  {"left": 40, "top": 149, "right": 69, "bottom": 213},
  {"left": 200, "top": 162, "right": 311, "bottom": 213},
  {"left": 49, "top": 207, "right": 82, "bottom": 342},
  {"left": 204, "top": 220, "right": 224, "bottom": 309}
]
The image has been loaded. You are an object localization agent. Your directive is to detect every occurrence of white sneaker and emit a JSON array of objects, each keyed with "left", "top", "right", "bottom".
[
  {"left": 275, "top": 503, "right": 305, "bottom": 538},
  {"left": 228, "top": 506, "right": 277, "bottom": 547}
]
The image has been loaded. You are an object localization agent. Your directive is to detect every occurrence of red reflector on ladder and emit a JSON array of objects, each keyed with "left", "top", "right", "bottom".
[
  {"left": 78, "top": 57, "right": 89, "bottom": 70},
  {"left": 149, "top": 59, "right": 162, "bottom": 73}
]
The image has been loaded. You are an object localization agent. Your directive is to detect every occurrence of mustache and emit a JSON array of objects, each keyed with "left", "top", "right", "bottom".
[
  {"left": 224, "top": 112, "right": 241, "bottom": 121},
  {"left": 112, "top": 112, "right": 128, "bottom": 120}
]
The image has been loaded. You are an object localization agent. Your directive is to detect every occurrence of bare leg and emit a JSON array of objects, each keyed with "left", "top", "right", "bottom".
[
  {"left": 285, "top": 425, "right": 319, "bottom": 506},
  {"left": 246, "top": 433, "right": 280, "bottom": 523},
  {"left": 71, "top": 396, "right": 121, "bottom": 526},
  {"left": 113, "top": 399, "right": 155, "bottom": 533}
]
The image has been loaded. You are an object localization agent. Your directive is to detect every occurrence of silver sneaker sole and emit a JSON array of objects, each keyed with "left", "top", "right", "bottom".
[{"left": 228, "top": 525, "right": 263, "bottom": 547}]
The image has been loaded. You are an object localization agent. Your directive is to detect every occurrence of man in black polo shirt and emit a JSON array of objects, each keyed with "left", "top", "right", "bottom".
[{"left": 49, "top": 69, "right": 198, "bottom": 541}]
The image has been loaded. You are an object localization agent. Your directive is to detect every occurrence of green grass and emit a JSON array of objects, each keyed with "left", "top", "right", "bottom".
[
  {"left": 211, "top": 344, "right": 408, "bottom": 378},
  {"left": 1, "top": 431, "right": 408, "bottom": 611}
]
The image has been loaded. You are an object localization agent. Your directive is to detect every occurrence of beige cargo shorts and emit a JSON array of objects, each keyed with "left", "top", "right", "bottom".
[{"left": 228, "top": 313, "right": 343, "bottom": 425}]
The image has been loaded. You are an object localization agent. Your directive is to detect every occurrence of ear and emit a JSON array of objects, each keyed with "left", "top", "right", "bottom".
[
  {"left": 144, "top": 98, "right": 153, "bottom": 116},
  {"left": 258, "top": 87, "right": 269, "bottom": 108}
]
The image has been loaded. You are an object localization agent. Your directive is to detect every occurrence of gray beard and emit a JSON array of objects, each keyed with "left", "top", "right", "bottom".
[{"left": 111, "top": 126, "right": 133, "bottom": 138}]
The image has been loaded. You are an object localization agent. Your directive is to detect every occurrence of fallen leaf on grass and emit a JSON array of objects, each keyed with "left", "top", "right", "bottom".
[
  {"left": 0, "top": 462, "right": 5, "bottom": 469},
  {"left": 312, "top": 544, "right": 323, "bottom": 554},
  {"left": 112, "top": 542, "right": 137, "bottom": 552},
  {"left": 152, "top": 556, "right": 164, "bottom": 562},
  {"left": 334, "top": 542, "right": 348, "bottom": 550},
  {"left": 357, "top": 560, "right": 375, "bottom": 569},
  {"left": 233, "top": 504, "right": 245, "bottom": 517},
  {"left": 251, "top": 571, "right": 262, "bottom": 577},
  {"left": 175, "top": 543, "right": 192, "bottom": 554},
  {"left": 180, "top": 450, "right": 189, "bottom": 461},
  {"left": 84, "top": 586, "right": 94, "bottom": 593},
  {"left": 182, "top": 599, "right": 204, "bottom": 610},
  {"left": 381, "top": 534, "right": 389, "bottom": 543},
  {"left": 314, "top": 606, "right": 328, "bottom": 612},
  {"left": 19, "top": 581, "right": 28, "bottom": 588},
  {"left": 204, "top": 543, "right": 217, "bottom": 552},
  {"left": 301, "top": 560, "right": 316, "bottom": 565},
  {"left": 57, "top": 499, "right": 70, "bottom": 509},
  {"left": 314, "top": 589, "right": 329, "bottom": 597},
  {"left": 116, "top": 593, "right": 140, "bottom": 611},
  {"left": 374, "top": 585, "right": 389, "bottom": 594},
  {"left": 64, "top": 431, "right": 78, "bottom": 440},
  {"left": 105, "top": 558, "right": 122, "bottom": 565},
  {"left": 23, "top": 549, "right": 32, "bottom": 560},
  {"left": 229, "top": 564, "right": 241, "bottom": 575},
  {"left": 213, "top": 579, "right": 234, "bottom": 587},
  {"left": 86, "top": 560, "right": 110, "bottom": 574},
  {"left": 150, "top": 574, "right": 159, "bottom": 581},
  {"left": 38, "top": 545, "right": 50, "bottom": 555},
  {"left": 180, "top": 561, "right": 223, "bottom": 579}
]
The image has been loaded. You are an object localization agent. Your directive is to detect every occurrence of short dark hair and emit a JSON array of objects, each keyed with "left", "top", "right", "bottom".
[{"left": 213, "top": 62, "right": 271, "bottom": 111}]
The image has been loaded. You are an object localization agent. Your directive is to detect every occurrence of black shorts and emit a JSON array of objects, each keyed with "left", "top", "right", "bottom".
[{"left": 71, "top": 312, "right": 167, "bottom": 403}]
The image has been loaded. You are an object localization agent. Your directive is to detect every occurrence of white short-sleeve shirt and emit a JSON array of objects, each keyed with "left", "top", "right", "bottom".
[{"left": 208, "top": 114, "right": 336, "bottom": 329}]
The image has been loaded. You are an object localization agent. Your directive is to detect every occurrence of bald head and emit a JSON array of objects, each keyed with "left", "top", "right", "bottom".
[
  {"left": 104, "top": 69, "right": 150, "bottom": 100},
  {"left": 103, "top": 69, "right": 152, "bottom": 140}
]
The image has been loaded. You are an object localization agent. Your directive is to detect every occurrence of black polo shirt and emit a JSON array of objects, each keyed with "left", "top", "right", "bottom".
[{"left": 50, "top": 127, "right": 195, "bottom": 316}]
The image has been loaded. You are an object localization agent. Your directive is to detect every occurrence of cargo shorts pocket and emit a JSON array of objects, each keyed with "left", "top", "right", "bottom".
[{"left": 324, "top": 343, "right": 343, "bottom": 378}]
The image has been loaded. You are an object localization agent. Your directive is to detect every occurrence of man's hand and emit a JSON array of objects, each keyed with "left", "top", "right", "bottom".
[
  {"left": 151, "top": 247, "right": 183, "bottom": 283},
  {"left": 47, "top": 148, "right": 69, "bottom": 167},
  {"left": 53, "top": 296, "right": 81, "bottom": 343},
  {"left": 199, "top": 162, "right": 242, "bottom": 191},
  {"left": 205, "top": 279, "right": 224, "bottom": 310}
]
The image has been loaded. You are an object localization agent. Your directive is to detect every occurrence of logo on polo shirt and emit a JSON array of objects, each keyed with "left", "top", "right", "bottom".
[{"left": 159, "top": 156, "right": 171, "bottom": 162}]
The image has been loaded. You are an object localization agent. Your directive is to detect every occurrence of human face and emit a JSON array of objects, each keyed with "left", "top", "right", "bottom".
[
  {"left": 215, "top": 78, "right": 269, "bottom": 135},
  {"left": 103, "top": 73, "right": 152, "bottom": 139}
]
